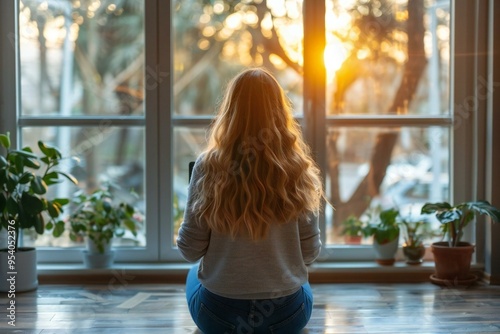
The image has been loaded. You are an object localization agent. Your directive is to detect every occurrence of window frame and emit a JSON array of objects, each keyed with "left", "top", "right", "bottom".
[
  {"left": 0, "top": 0, "right": 160, "bottom": 263},
  {"left": 0, "top": 0, "right": 493, "bottom": 265}
]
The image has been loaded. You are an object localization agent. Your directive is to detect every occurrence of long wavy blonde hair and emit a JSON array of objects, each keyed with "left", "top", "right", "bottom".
[{"left": 193, "top": 68, "right": 323, "bottom": 240}]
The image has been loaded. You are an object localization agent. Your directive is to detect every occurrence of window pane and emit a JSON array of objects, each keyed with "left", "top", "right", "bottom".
[
  {"left": 20, "top": 126, "right": 146, "bottom": 249},
  {"left": 19, "top": 0, "right": 145, "bottom": 116},
  {"left": 172, "top": 127, "right": 208, "bottom": 246},
  {"left": 173, "top": 0, "right": 303, "bottom": 116},
  {"left": 326, "top": 0, "right": 450, "bottom": 115},
  {"left": 325, "top": 126, "right": 449, "bottom": 245}
]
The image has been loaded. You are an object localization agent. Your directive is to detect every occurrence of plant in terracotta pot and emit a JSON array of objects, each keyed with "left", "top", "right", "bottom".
[
  {"left": 340, "top": 215, "right": 365, "bottom": 244},
  {"left": 68, "top": 184, "right": 142, "bottom": 268},
  {"left": 421, "top": 200, "right": 500, "bottom": 285},
  {"left": 399, "top": 216, "right": 435, "bottom": 265},
  {"left": 0, "top": 132, "right": 77, "bottom": 292},
  {"left": 362, "top": 207, "right": 400, "bottom": 265}
]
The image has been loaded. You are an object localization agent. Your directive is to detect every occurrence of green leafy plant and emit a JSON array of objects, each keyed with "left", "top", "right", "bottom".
[
  {"left": 362, "top": 207, "right": 400, "bottom": 244},
  {"left": 421, "top": 201, "right": 500, "bottom": 247},
  {"left": 68, "top": 185, "right": 142, "bottom": 254},
  {"left": 400, "top": 217, "right": 435, "bottom": 248},
  {"left": 340, "top": 215, "right": 365, "bottom": 237},
  {"left": 0, "top": 132, "right": 77, "bottom": 250}
]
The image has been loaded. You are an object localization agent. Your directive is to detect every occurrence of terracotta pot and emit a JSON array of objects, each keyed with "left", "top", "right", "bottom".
[
  {"left": 344, "top": 235, "right": 362, "bottom": 245},
  {"left": 431, "top": 241, "right": 474, "bottom": 280}
]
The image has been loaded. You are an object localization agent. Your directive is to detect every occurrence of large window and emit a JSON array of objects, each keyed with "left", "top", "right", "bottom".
[
  {"left": 13, "top": 0, "right": 150, "bottom": 262},
  {"left": 171, "top": 0, "right": 304, "bottom": 248},
  {"left": 171, "top": 0, "right": 452, "bottom": 260},
  {"left": 323, "top": 0, "right": 451, "bottom": 247},
  {"left": 1, "top": 0, "right": 465, "bottom": 263}
]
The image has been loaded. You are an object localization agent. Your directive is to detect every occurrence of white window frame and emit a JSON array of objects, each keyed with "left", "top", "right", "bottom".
[{"left": 2, "top": 0, "right": 494, "bottom": 265}]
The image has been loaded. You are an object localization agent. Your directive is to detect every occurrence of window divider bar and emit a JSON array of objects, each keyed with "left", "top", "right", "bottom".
[
  {"left": 327, "top": 115, "right": 452, "bottom": 127},
  {"left": 18, "top": 116, "right": 145, "bottom": 127},
  {"left": 172, "top": 116, "right": 213, "bottom": 127},
  {"left": 172, "top": 115, "right": 306, "bottom": 127}
]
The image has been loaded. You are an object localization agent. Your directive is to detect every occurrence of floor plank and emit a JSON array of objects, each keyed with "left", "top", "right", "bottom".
[{"left": 1, "top": 282, "right": 500, "bottom": 333}]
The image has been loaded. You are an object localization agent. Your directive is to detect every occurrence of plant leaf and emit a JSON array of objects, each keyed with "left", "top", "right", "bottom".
[
  {"left": 421, "top": 202, "right": 453, "bottom": 214},
  {"left": 435, "top": 210, "right": 461, "bottom": 224},
  {"left": 34, "top": 213, "right": 44, "bottom": 234},
  {"left": 0, "top": 193, "right": 6, "bottom": 212},
  {"left": 6, "top": 197, "right": 19, "bottom": 215},
  {"left": 13, "top": 149, "right": 38, "bottom": 160},
  {"left": 0, "top": 132, "right": 11, "bottom": 149},
  {"left": 43, "top": 171, "right": 61, "bottom": 186},
  {"left": 18, "top": 172, "right": 34, "bottom": 184},
  {"left": 31, "top": 175, "right": 48, "bottom": 194},
  {"left": 464, "top": 201, "right": 500, "bottom": 223},
  {"left": 0, "top": 155, "right": 8, "bottom": 168},
  {"left": 123, "top": 219, "right": 137, "bottom": 236},
  {"left": 38, "top": 141, "right": 61, "bottom": 159},
  {"left": 52, "top": 220, "right": 65, "bottom": 237},
  {"left": 14, "top": 155, "right": 24, "bottom": 173},
  {"left": 47, "top": 201, "right": 61, "bottom": 218},
  {"left": 21, "top": 193, "right": 44, "bottom": 215},
  {"left": 57, "top": 171, "right": 78, "bottom": 185},
  {"left": 53, "top": 198, "right": 70, "bottom": 206},
  {"left": 23, "top": 156, "right": 41, "bottom": 169}
]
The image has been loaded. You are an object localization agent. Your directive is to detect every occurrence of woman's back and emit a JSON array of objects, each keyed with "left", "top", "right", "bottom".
[
  {"left": 177, "top": 67, "right": 324, "bottom": 333},
  {"left": 177, "top": 155, "right": 321, "bottom": 299}
]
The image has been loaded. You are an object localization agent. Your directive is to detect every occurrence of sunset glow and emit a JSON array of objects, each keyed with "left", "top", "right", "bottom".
[{"left": 324, "top": 38, "right": 348, "bottom": 73}]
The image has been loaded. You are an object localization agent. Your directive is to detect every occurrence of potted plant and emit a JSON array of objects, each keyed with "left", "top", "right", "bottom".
[
  {"left": 0, "top": 132, "right": 77, "bottom": 292},
  {"left": 421, "top": 200, "right": 500, "bottom": 285},
  {"left": 362, "top": 207, "right": 400, "bottom": 265},
  {"left": 340, "top": 215, "right": 365, "bottom": 244},
  {"left": 68, "top": 185, "right": 142, "bottom": 268},
  {"left": 400, "top": 217, "right": 435, "bottom": 265}
]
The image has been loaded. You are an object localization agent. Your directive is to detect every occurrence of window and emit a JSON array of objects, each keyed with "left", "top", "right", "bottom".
[
  {"left": 171, "top": 0, "right": 452, "bottom": 260},
  {"left": 171, "top": 0, "right": 304, "bottom": 251},
  {"left": 12, "top": 0, "right": 152, "bottom": 262},
  {"left": 1, "top": 0, "right": 479, "bottom": 264},
  {"left": 322, "top": 1, "right": 452, "bottom": 250}
]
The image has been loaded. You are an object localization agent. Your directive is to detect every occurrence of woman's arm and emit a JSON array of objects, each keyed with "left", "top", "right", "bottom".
[
  {"left": 299, "top": 213, "right": 322, "bottom": 265},
  {"left": 176, "top": 156, "right": 211, "bottom": 262}
]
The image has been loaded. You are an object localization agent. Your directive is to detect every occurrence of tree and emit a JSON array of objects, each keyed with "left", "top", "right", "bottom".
[
  {"left": 328, "top": 0, "right": 429, "bottom": 231},
  {"left": 21, "top": 0, "right": 145, "bottom": 192}
]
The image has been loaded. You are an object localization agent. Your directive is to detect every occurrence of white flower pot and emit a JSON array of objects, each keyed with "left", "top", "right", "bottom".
[
  {"left": 82, "top": 250, "right": 115, "bottom": 268},
  {"left": 86, "top": 237, "right": 112, "bottom": 254},
  {"left": 373, "top": 238, "right": 399, "bottom": 265},
  {"left": 82, "top": 237, "right": 114, "bottom": 268},
  {"left": 0, "top": 247, "right": 38, "bottom": 292}
]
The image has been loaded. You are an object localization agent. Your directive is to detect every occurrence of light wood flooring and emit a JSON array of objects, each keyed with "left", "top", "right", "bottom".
[{"left": 1, "top": 282, "right": 500, "bottom": 333}]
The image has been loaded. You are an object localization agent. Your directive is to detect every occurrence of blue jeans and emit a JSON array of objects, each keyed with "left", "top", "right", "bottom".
[{"left": 185, "top": 264, "right": 313, "bottom": 334}]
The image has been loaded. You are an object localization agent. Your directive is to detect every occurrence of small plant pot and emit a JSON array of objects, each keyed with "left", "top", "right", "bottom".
[
  {"left": 344, "top": 235, "right": 362, "bottom": 245},
  {"left": 82, "top": 237, "right": 114, "bottom": 268},
  {"left": 373, "top": 238, "right": 399, "bottom": 265},
  {"left": 403, "top": 244, "right": 425, "bottom": 265},
  {"left": 86, "top": 237, "right": 112, "bottom": 254},
  {"left": 82, "top": 250, "right": 115, "bottom": 268}
]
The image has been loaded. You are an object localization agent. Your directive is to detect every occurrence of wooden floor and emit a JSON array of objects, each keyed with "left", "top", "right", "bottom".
[{"left": 1, "top": 282, "right": 500, "bottom": 333}]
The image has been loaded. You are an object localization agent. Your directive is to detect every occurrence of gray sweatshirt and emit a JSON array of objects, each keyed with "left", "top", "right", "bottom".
[{"left": 177, "top": 156, "right": 322, "bottom": 299}]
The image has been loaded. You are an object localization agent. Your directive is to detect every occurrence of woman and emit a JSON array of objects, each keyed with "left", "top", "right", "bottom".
[{"left": 177, "top": 67, "right": 323, "bottom": 334}]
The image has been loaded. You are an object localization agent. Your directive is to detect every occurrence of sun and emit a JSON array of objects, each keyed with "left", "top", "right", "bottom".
[{"left": 324, "top": 37, "right": 348, "bottom": 73}]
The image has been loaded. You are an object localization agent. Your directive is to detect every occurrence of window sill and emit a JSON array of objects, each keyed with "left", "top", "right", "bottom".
[{"left": 37, "top": 262, "right": 486, "bottom": 285}]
